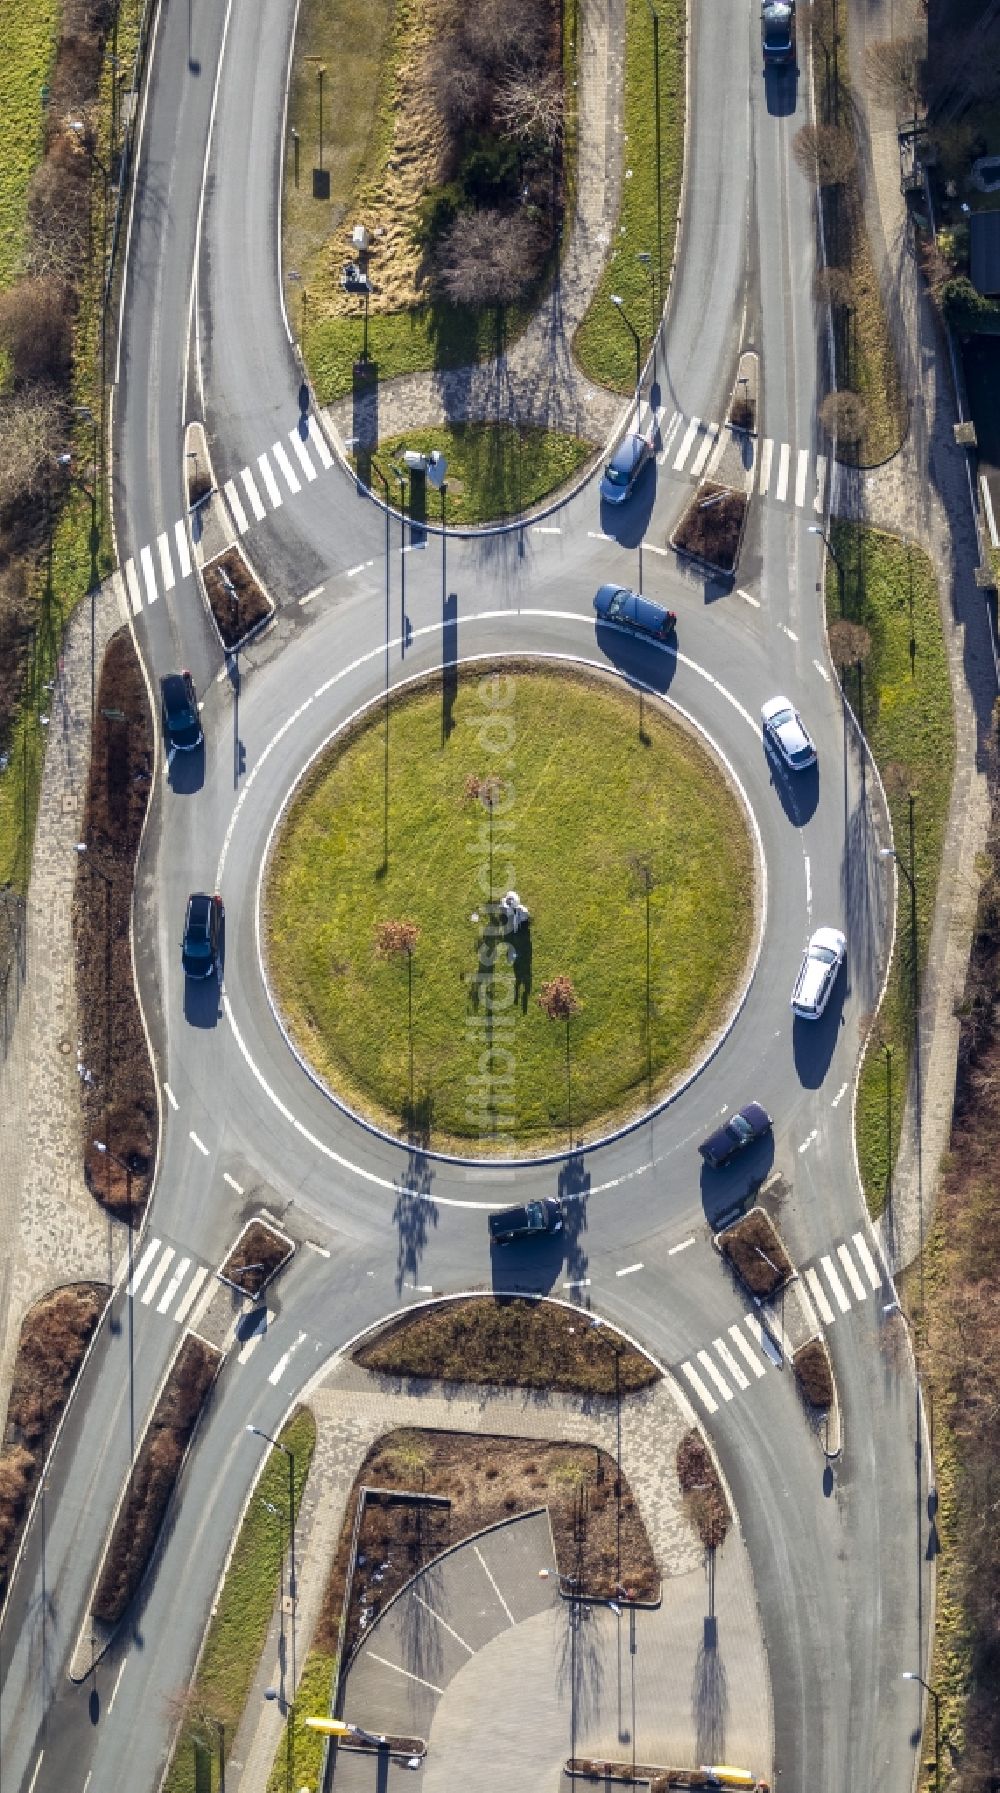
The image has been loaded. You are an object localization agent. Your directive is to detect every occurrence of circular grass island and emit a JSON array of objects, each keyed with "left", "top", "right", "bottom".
[{"left": 264, "top": 663, "right": 757, "bottom": 1155}]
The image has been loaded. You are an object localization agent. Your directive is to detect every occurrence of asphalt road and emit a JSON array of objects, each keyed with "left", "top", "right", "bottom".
[{"left": 0, "top": 0, "right": 936, "bottom": 1788}]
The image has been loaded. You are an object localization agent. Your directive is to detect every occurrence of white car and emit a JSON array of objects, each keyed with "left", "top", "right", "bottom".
[
  {"left": 791, "top": 927, "right": 847, "bottom": 1019},
  {"left": 762, "top": 696, "right": 817, "bottom": 770}
]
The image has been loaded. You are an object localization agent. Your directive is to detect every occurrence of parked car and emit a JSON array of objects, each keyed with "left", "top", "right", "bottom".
[
  {"left": 761, "top": 0, "right": 795, "bottom": 64},
  {"left": 488, "top": 1199, "right": 563, "bottom": 1245},
  {"left": 599, "top": 432, "right": 655, "bottom": 505},
  {"left": 791, "top": 926, "right": 846, "bottom": 1019},
  {"left": 182, "top": 891, "right": 223, "bottom": 979},
  {"left": 593, "top": 584, "right": 677, "bottom": 641},
  {"left": 161, "top": 670, "right": 202, "bottom": 752},
  {"left": 699, "top": 1102, "right": 772, "bottom": 1168},
  {"left": 761, "top": 695, "right": 817, "bottom": 770}
]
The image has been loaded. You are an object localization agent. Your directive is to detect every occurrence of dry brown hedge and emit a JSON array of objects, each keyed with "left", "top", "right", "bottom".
[
  {"left": 203, "top": 547, "right": 271, "bottom": 648},
  {"left": 672, "top": 484, "right": 748, "bottom": 573},
  {"left": 718, "top": 1208, "right": 792, "bottom": 1298},
  {"left": 793, "top": 1338, "right": 834, "bottom": 1409},
  {"left": 676, "top": 1428, "right": 730, "bottom": 1550}
]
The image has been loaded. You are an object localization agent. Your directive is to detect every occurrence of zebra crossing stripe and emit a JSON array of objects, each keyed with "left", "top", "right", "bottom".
[
  {"left": 758, "top": 438, "right": 773, "bottom": 494},
  {"left": 820, "top": 1253, "right": 851, "bottom": 1313},
  {"left": 794, "top": 448, "right": 809, "bottom": 510},
  {"left": 837, "top": 1241, "right": 867, "bottom": 1301},
  {"left": 257, "top": 452, "right": 283, "bottom": 508},
  {"left": 660, "top": 410, "right": 682, "bottom": 458},
  {"left": 712, "top": 1335, "right": 749, "bottom": 1390},
  {"left": 306, "top": 418, "right": 334, "bottom": 469},
  {"left": 127, "top": 1236, "right": 161, "bottom": 1297},
  {"left": 806, "top": 1266, "right": 836, "bottom": 1326},
  {"left": 775, "top": 442, "right": 790, "bottom": 503},
  {"left": 139, "top": 543, "right": 158, "bottom": 607},
  {"left": 141, "top": 1245, "right": 175, "bottom": 1306},
  {"left": 271, "top": 440, "right": 301, "bottom": 495},
  {"left": 157, "top": 532, "right": 175, "bottom": 592},
  {"left": 237, "top": 1314, "right": 271, "bottom": 1365},
  {"left": 241, "top": 467, "right": 267, "bottom": 521},
  {"left": 157, "top": 1256, "right": 190, "bottom": 1315},
  {"left": 173, "top": 1264, "right": 209, "bottom": 1325},
  {"left": 173, "top": 518, "right": 192, "bottom": 579},
  {"left": 124, "top": 559, "right": 143, "bottom": 615},
  {"left": 852, "top": 1232, "right": 882, "bottom": 1290},
  {"left": 728, "top": 1322, "right": 766, "bottom": 1379},
  {"left": 225, "top": 479, "right": 249, "bottom": 534},
  {"left": 288, "top": 427, "right": 318, "bottom": 481},
  {"left": 814, "top": 454, "right": 827, "bottom": 515},
  {"left": 673, "top": 417, "right": 701, "bottom": 471},
  {"left": 690, "top": 423, "right": 721, "bottom": 480},
  {"left": 681, "top": 1360, "right": 718, "bottom": 1414},
  {"left": 697, "top": 1348, "right": 733, "bottom": 1401},
  {"left": 706, "top": 424, "right": 729, "bottom": 480}
]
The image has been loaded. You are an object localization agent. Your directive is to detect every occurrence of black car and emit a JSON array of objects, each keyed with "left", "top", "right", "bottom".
[
  {"left": 593, "top": 584, "right": 677, "bottom": 641},
  {"left": 161, "top": 670, "right": 202, "bottom": 752},
  {"left": 699, "top": 1102, "right": 772, "bottom": 1168},
  {"left": 761, "top": 0, "right": 795, "bottom": 64},
  {"left": 182, "top": 891, "right": 223, "bottom": 978},
  {"left": 488, "top": 1199, "right": 563, "bottom": 1245}
]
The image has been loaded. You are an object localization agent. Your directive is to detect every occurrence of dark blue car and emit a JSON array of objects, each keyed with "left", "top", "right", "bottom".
[
  {"left": 599, "top": 431, "right": 655, "bottom": 505},
  {"left": 593, "top": 583, "right": 676, "bottom": 640}
]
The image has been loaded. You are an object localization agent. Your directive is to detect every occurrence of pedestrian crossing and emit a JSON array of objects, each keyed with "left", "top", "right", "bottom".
[
  {"left": 678, "top": 1230, "right": 886, "bottom": 1416},
  {"left": 644, "top": 399, "right": 830, "bottom": 517},
  {"left": 115, "top": 414, "right": 334, "bottom": 616},
  {"left": 124, "top": 1235, "right": 303, "bottom": 1385}
]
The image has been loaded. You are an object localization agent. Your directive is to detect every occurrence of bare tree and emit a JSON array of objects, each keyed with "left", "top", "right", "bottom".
[
  {"left": 494, "top": 67, "right": 565, "bottom": 147},
  {"left": 819, "top": 388, "right": 868, "bottom": 446},
  {"left": 427, "top": 41, "right": 492, "bottom": 129},
  {"left": 438, "top": 208, "right": 544, "bottom": 306},
  {"left": 0, "top": 274, "right": 74, "bottom": 387},
  {"left": 0, "top": 389, "right": 65, "bottom": 510},
  {"left": 792, "top": 123, "right": 857, "bottom": 186},
  {"left": 828, "top": 618, "right": 872, "bottom": 672},
  {"left": 864, "top": 37, "right": 925, "bottom": 116},
  {"left": 813, "top": 265, "right": 856, "bottom": 310},
  {"left": 374, "top": 919, "right": 421, "bottom": 1115},
  {"left": 460, "top": 0, "right": 549, "bottom": 73},
  {"left": 538, "top": 974, "right": 581, "bottom": 1145}
]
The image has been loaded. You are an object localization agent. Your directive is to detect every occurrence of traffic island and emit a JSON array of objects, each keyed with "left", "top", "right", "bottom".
[
  {"left": 671, "top": 482, "right": 750, "bottom": 579},
  {"left": 792, "top": 1337, "right": 835, "bottom": 1410},
  {"left": 203, "top": 545, "right": 274, "bottom": 650},
  {"left": 219, "top": 1217, "right": 295, "bottom": 1299},
  {"left": 675, "top": 1428, "right": 731, "bottom": 1551}
]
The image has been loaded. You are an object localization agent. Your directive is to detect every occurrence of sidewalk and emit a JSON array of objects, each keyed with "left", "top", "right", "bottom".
[
  {"left": 229, "top": 1361, "right": 772, "bottom": 1792},
  {"left": 326, "top": 0, "right": 628, "bottom": 450}
]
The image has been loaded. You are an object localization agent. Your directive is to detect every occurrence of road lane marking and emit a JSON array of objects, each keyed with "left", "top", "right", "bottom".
[
  {"left": 779, "top": 622, "right": 798, "bottom": 641},
  {"left": 820, "top": 1253, "right": 852, "bottom": 1312},
  {"left": 794, "top": 447, "right": 809, "bottom": 509},
  {"left": 157, "top": 531, "right": 176, "bottom": 592},
  {"left": 163, "top": 1082, "right": 178, "bottom": 1110},
  {"left": 241, "top": 467, "right": 267, "bottom": 521},
  {"left": 108, "top": 1658, "right": 127, "bottom": 1712},
  {"left": 173, "top": 519, "right": 192, "bottom": 579},
  {"left": 27, "top": 1753, "right": 44, "bottom": 1793},
  {"left": 798, "top": 1128, "right": 818, "bottom": 1154},
  {"left": 127, "top": 1236, "right": 161, "bottom": 1298},
  {"left": 838, "top": 1242, "right": 867, "bottom": 1301},
  {"left": 562, "top": 1277, "right": 591, "bottom": 1290},
  {"left": 271, "top": 439, "right": 301, "bottom": 495},
  {"left": 269, "top": 1330, "right": 307, "bottom": 1385},
  {"left": 344, "top": 561, "right": 372, "bottom": 578},
  {"left": 224, "top": 479, "right": 249, "bottom": 533},
  {"left": 173, "top": 1264, "right": 209, "bottom": 1324},
  {"left": 616, "top": 1262, "right": 644, "bottom": 1277},
  {"left": 237, "top": 1315, "right": 270, "bottom": 1365},
  {"left": 157, "top": 1256, "right": 191, "bottom": 1314},
  {"left": 813, "top": 659, "right": 830, "bottom": 682},
  {"left": 288, "top": 427, "right": 319, "bottom": 481},
  {"left": 728, "top": 1322, "right": 766, "bottom": 1378},
  {"left": 814, "top": 453, "right": 828, "bottom": 514},
  {"left": 673, "top": 416, "right": 701, "bottom": 471},
  {"left": 831, "top": 1081, "right": 848, "bottom": 1107},
  {"left": 587, "top": 530, "right": 613, "bottom": 543},
  {"left": 190, "top": 1131, "right": 209, "bottom": 1156},
  {"left": 737, "top": 587, "right": 760, "bottom": 608},
  {"left": 257, "top": 452, "right": 283, "bottom": 509},
  {"left": 712, "top": 1336, "right": 749, "bottom": 1390},
  {"left": 806, "top": 1266, "right": 836, "bottom": 1326},
  {"left": 852, "top": 1232, "right": 883, "bottom": 1290},
  {"left": 758, "top": 438, "right": 773, "bottom": 493},
  {"left": 412, "top": 1591, "right": 475, "bottom": 1653},
  {"left": 775, "top": 442, "right": 790, "bottom": 503},
  {"left": 141, "top": 1245, "right": 175, "bottom": 1307},
  {"left": 139, "top": 543, "right": 158, "bottom": 606},
  {"left": 697, "top": 1349, "right": 733, "bottom": 1400},
  {"left": 681, "top": 1361, "right": 718, "bottom": 1413},
  {"left": 533, "top": 525, "right": 562, "bottom": 534},
  {"left": 689, "top": 423, "right": 720, "bottom": 479},
  {"left": 804, "top": 854, "right": 812, "bottom": 908},
  {"left": 980, "top": 472, "right": 998, "bottom": 546},
  {"left": 305, "top": 1239, "right": 331, "bottom": 1256},
  {"left": 668, "top": 1236, "right": 695, "bottom": 1255},
  {"left": 223, "top": 1172, "right": 244, "bottom": 1194},
  {"left": 298, "top": 584, "right": 324, "bottom": 605}
]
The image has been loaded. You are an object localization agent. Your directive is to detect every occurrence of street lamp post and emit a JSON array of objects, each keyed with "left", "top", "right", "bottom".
[
  {"left": 369, "top": 460, "right": 392, "bottom": 873},
  {"left": 902, "top": 1672, "right": 940, "bottom": 1793},
  {"left": 245, "top": 1425, "right": 297, "bottom": 1694},
  {"left": 808, "top": 523, "right": 846, "bottom": 615},
  {"left": 641, "top": 0, "right": 663, "bottom": 331},
  {"left": 610, "top": 294, "right": 642, "bottom": 411},
  {"left": 395, "top": 469, "right": 407, "bottom": 654}
]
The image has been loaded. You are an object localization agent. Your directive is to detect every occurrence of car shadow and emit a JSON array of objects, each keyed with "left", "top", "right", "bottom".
[
  {"left": 167, "top": 743, "right": 205, "bottom": 794},
  {"left": 599, "top": 460, "right": 656, "bottom": 548},
  {"left": 593, "top": 623, "right": 677, "bottom": 694},
  {"left": 765, "top": 752, "right": 819, "bottom": 825},
  {"left": 183, "top": 972, "right": 222, "bottom": 1029},
  {"left": 791, "top": 982, "right": 846, "bottom": 1089},
  {"left": 763, "top": 63, "right": 798, "bottom": 117},
  {"left": 699, "top": 1134, "right": 775, "bottom": 1230},
  {"left": 489, "top": 1230, "right": 565, "bottom": 1295}
]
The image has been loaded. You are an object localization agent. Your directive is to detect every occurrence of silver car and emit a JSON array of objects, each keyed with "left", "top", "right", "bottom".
[
  {"left": 761, "top": 695, "right": 817, "bottom": 770},
  {"left": 791, "top": 927, "right": 846, "bottom": 1019}
]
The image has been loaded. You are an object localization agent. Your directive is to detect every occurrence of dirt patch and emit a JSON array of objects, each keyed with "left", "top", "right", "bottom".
[
  {"left": 569, "top": 1766, "right": 763, "bottom": 1789},
  {"left": 92, "top": 1334, "right": 220, "bottom": 1626},
  {"left": 342, "top": 1734, "right": 425, "bottom": 1758},
  {"left": 316, "top": 1428, "right": 659, "bottom": 1662},
  {"left": 793, "top": 1338, "right": 834, "bottom": 1410},
  {"left": 0, "top": 1281, "right": 107, "bottom": 1604},
  {"left": 675, "top": 1428, "right": 731, "bottom": 1550},
  {"left": 202, "top": 547, "right": 272, "bottom": 649},
  {"left": 672, "top": 483, "right": 748, "bottom": 574},
  {"left": 75, "top": 628, "right": 155, "bottom": 1220},
  {"left": 219, "top": 1220, "right": 294, "bottom": 1299},
  {"left": 717, "top": 1207, "right": 793, "bottom": 1299},
  {"left": 355, "top": 1297, "right": 660, "bottom": 1397}
]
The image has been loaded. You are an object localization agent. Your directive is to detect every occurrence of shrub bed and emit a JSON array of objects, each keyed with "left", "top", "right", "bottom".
[
  {"left": 675, "top": 1428, "right": 730, "bottom": 1550},
  {"left": 219, "top": 1221, "right": 293, "bottom": 1299},
  {"left": 92, "top": 1334, "right": 220, "bottom": 1626},
  {"left": 671, "top": 483, "right": 748, "bottom": 574},
  {"left": 792, "top": 1338, "right": 834, "bottom": 1410},
  {"left": 717, "top": 1208, "right": 792, "bottom": 1298},
  {"left": 203, "top": 547, "right": 272, "bottom": 649}
]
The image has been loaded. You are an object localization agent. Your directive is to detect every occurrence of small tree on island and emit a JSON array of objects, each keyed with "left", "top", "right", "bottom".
[
  {"left": 464, "top": 773, "right": 505, "bottom": 903},
  {"left": 538, "top": 974, "right": 581, "bottom": 1146},
  {"left": 374, "top": 919, "right": 421, "bottom": 1115}
]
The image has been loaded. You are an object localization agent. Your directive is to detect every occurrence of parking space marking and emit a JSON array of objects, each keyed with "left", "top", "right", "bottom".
[
  {"left": 366, "top": 1652, "right": 444, "bottom": 1695},
  {"left": 473, "top": 1544, "right": 515, "bottom": 1624},
  {"left": 412, "top": 1591, "right": 475, "bottom": 1653}
]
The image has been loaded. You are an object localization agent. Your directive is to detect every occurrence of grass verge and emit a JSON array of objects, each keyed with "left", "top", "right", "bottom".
[
  {"left": 264, "top": 1646, "right": 336, "bottom": 1793},
  {"left": 824, "top": 524, "right": 955, "bottom": 1217},
  {"left": 573, "top": 0, "right": 686, "bottom": 393},
  {"left": 355, "top": 1296, "right": 660, "bottom": 1395},
  {"left": 264, "top": 663, "right": 756, "bottom": 1152},
  {"left": 362, "top": 423, "right": 592, "bottom": 524},
  {"left": 0, "top": 0, "right": 58, "bottom": 289},
  {"left": 162, "top": 1408, "right": 317, "bottom": 1793}
]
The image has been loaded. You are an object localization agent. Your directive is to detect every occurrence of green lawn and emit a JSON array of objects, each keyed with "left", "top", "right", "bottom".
[
  {"left": 265, "top": 666, "right": 756, "bottom": 1153},
  {"left": 265, "top": 1647, "right": 337, "bottom": 1793},
  {"left": 161, "top": 1410, "right": 316, "bottom": 1793},
  {"left": 362, "top": 424, "right": 592, "bottom": 525},
  {"left": 825, "top": 525, "right": 955, "bottom": 1216},
  {"left": 305, "top": 300, "right": 526, "bottom": 407},
  {"left": 573, "top": 0, "right": 686, "bottom": 393},
  {"left": 0, "top": 0, "right": 57, "bottom": 290}
]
